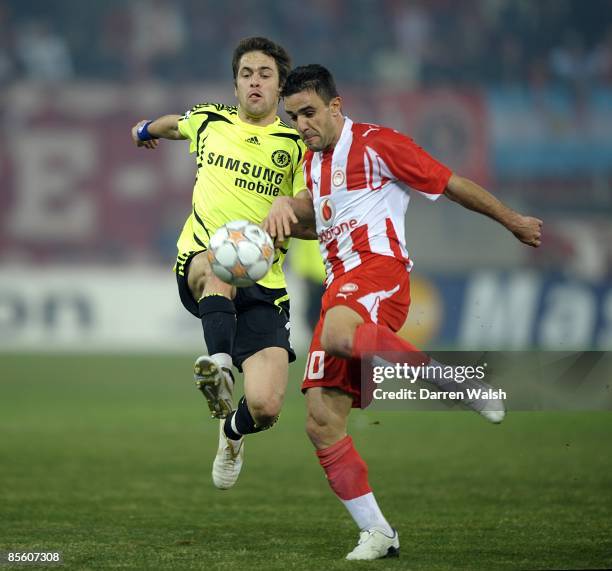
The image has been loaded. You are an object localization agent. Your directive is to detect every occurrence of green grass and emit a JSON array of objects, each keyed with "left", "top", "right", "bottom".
[{"left": 1, "top": 354, "right": 611, "bottom": 570}]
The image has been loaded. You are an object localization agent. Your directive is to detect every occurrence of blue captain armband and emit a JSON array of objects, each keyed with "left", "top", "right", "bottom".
[{"left": 136, "top": 120, "right": 159, "bottom": 141}]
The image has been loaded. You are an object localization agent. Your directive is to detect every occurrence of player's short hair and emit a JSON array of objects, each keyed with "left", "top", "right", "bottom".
[
  {"left": 281, "top": 64, "right": 339, "bottom": 103},
  {"left": 232, "top": 37, "right": 291, "bottom": 88}
]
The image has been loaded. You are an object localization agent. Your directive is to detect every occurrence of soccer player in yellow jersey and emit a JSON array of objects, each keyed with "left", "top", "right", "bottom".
[{"left": 130, "top": 37, "right": 313, "bottom": 490}]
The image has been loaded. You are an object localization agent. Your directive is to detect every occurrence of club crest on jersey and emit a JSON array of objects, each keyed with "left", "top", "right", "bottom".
[
  {"left": 271, "top": 149, "right": 291, "bottom": 168},
  {"left": 319, "top": 198, "right": 336, "bottom": 228},
  {"left": 332, "top": 169, "right": 345, "bottom": 187}
]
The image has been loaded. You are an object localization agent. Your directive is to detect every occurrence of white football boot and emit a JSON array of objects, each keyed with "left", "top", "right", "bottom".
[
  {"left": 461, "top": 377, "right": 506, "bottom": 424},
  {"left": 211, "top": 419, "right": 244, "bottom": 489},
  {"left": 194, "top": 355, "right": 234, "bottom": 419},
  {"left": 346, "top": 527, "right": 400, "bottom": 561}
]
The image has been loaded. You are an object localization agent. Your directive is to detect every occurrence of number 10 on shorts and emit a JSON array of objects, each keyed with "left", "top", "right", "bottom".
[{"left": 306, "top": 350, "right": 325, "bottom": 380}]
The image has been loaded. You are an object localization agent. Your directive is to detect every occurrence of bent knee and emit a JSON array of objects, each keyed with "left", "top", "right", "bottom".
[
  {"left": 320, "top": 306, "right": 363, "bottom": 358},
  {"left": 190, "top": 275, "right": 208, "bottom": 301},
  {"left": 249, "top": 399, "right": 282, "bottom": 428},
  {"left": 187, "top": 254, "right": 213, "bottom": 299}
]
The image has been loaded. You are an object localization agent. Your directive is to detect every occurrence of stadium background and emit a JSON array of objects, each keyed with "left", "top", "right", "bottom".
[{"left": 1, "top": 1, "right": 611, "bottom": 569}]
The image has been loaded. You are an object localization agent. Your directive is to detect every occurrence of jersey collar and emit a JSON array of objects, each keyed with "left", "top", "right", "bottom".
[
  {"left": 235, "top": 109, "right": 281, "bottom": 131},
  {"left": 323, "top": 116, "right": 353, "bottom": 156},
  {"left": 337, "top": 116, "right": 353, "bottom": 149}
]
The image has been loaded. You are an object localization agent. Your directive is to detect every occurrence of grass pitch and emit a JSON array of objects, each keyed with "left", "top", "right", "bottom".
[{"left": 1, "top": 354, "right": 611, "bottom": 570}]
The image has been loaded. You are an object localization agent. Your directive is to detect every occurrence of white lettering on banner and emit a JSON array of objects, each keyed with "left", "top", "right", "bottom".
[
  {"left": 459, "top": 273, "right": 540, "bottom": 348},
  {"left": 539, "top": 283, "right": 596, "bottom": 348},
  {"left": 9, "top": 131, "right": 96, "bottom": 240}
]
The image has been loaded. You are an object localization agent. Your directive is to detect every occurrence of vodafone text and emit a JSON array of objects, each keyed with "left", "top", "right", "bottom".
[{"left": 318, "top": 219, "right": 358, "bottom": 242}]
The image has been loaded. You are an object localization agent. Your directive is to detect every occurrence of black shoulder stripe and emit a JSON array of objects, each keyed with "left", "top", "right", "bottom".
[
  {"left": 270, "top": 132, "right": 303, "bottom": 163},
  {"left": 195, "top": 112, "right": 234, "bottom": 157},
  {"left": 271, "top": 131, "right": 301, "bottom": 143},
  {"left": 209, "top": 102, "right": 238, "bottom": 114},
  {"left": 189, "top": 102, "right": 237, "bottom": 113},
  {"left": 196, "top": 111, "right": 233, "bottom": 126}
]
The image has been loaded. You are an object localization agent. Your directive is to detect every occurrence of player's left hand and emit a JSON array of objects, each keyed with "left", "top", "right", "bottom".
[
  {"left": 262, "top": 197, "right": 298, "bottom": 246},
  {"left": 512, "top": 215, "right": 543, "bottom": 247}
]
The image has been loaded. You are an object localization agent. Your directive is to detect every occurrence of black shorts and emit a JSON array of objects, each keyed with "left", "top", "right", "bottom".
[{"left": 176, "top": 253, "right": 296, "bottom": 372}]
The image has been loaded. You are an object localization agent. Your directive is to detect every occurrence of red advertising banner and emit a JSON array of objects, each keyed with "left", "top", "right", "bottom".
[{"left": 0, "top": 83, "right": 489, "bottom": 265}]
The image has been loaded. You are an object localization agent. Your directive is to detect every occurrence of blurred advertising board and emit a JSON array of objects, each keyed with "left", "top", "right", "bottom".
[
  {"left": 488, "top": 87, "right": 612, "bottom": 178},
  {"left": 400, "top": 272, "right": 612, "bottom": 350},
  {"left": 1, "top": 269, "right": 610, "bottom": 352},
  {"left": 0, "top": 267, "right": 200, "bottom": 352}
]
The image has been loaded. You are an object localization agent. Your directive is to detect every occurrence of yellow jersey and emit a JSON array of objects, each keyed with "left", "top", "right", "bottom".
[
  {"left": 289, "top": 238, "right": 326, "bottom": 284},
  {"left": 175, "top": 102, "right": 306, "bottom": 290}
]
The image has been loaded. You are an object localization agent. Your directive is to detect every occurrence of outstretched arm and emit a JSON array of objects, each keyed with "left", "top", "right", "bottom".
[
  {"left": 263, "top": 191, "right": 317, "bottom": 242},
  {"left": 444, "top": 174, "right": 543, "bottom": 247},
  {"left": 131, "top": 115, "right": 186, "bottom": 149}
]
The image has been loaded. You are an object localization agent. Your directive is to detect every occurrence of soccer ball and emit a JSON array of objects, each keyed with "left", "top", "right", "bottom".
[{"left": 207, "top": 220, "right": 275, "bottom": 287}]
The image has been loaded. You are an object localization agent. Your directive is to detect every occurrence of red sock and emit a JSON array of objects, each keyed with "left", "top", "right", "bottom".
[
  {"left": 351, "top": 322, "right": 429, "bottom": 366},
  {"left": 316, "top": 435, "right": 371, "bottom": 500}
]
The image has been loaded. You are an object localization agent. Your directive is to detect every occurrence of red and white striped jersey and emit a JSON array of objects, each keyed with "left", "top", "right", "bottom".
[{"left": 303, "top": 117, "right": 452, "bottom": 285}]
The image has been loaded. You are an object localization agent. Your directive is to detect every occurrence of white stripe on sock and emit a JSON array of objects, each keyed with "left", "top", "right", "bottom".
[
  {"left": 341, "top": 492, "right": 393, "bottom": 535},
  {"left": 230, "top": 412, "right": 242, "bottom": 437}
]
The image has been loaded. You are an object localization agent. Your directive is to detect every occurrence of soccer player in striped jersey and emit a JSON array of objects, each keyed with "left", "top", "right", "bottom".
[
  {"left": 263, "top": 64, "right": 543, "bottom": 561},
  {"left": 130, "top": 38, "right": 313, "bottom": 490}
]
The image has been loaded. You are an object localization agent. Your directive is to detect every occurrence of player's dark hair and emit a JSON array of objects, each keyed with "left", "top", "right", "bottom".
[
  {"left": 232, "top": 37, "right": 291, "bottom": 88},
  {"left": 281, "top": 64, "right": 339, "bottom": 103}
]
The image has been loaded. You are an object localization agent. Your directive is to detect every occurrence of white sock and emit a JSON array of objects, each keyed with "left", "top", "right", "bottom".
[
  {"left": 211, "top": 352, "right": 232, "bottom": 372},
  {"left": 341, "top": 492, "right": 393, "bottom": 535}
]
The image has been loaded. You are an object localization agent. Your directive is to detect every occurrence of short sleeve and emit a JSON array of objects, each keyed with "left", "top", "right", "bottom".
[
  {"left": 369, "top": 128, "right": 452, "bottom": 200},
  {"left": 177, "top": 104, "right": 208, "bottom": 154},
  {"left": 288, "top": 139, "right": 307, "bottom": 197}
]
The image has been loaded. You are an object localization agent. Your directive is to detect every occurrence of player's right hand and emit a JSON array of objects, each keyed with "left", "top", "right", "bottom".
[
  {"left": 262, "top": 196, "right": 299, "bottom": 246},
  {"left": 131, "top": 120, "right": 159, "bottom": 149}
]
